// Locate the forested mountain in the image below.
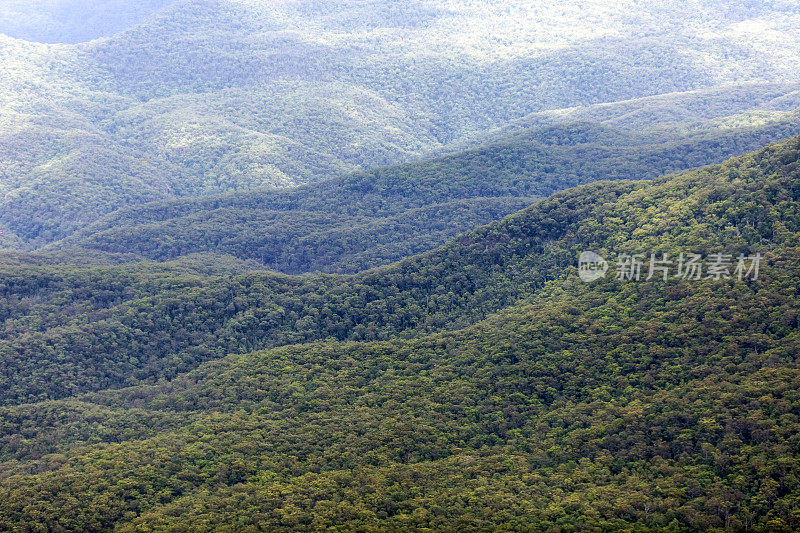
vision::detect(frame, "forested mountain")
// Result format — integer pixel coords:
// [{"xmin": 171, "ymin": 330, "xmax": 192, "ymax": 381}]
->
[
  {"xmin": 0, "ymin": 134, "xmax": 796, "ymax": 406},
  {"xmin": 2, "ymin": 0, "xmax": 800, "ymax": 246},
  {"xmin": 46, "ymin": 110, "xmax": 800, "ymax": 274},
  {"xmin": 455, "ymin": 82, "xmax": 800, "ymax": 150},
  {"xmin": 0, "ymin": 135, "xmax": 798, "ymax": 530},
  {"xmin": 3, "ymin": 3, "xmax": 800, "ymax": 530}
]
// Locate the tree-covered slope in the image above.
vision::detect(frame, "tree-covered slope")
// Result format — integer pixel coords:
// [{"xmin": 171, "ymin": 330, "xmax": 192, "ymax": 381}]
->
[
  {"xmin": 3, "ymin": 0, "xmax": 800, "ymax": 245},
  {"xmin": 0, "ymin": 136, "xmax": 798, "ymax": 531},
  {"xmin": 50, "ymin": 113, "xmax": 800, "ymax": 274},
  {"xmin": 1, "ymin": 134, "xmax": 798, "ymax": 408},
  {"xmin": 454, "ymin": 82, "xmax": 800, "ymax": 150}
]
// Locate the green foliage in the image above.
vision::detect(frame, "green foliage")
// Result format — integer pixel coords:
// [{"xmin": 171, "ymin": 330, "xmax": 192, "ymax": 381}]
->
[
  {"xmin": 3, "ymin": 4, "xmax": 800, "ymax": 529},
  {"xmin": 0, "ymin": 133, "xmax": 795, "ymax": 398},
  {"xmin": 3, "ymin": 0, "xmax": 800, "ymax": 246},
  {"xmin": 0, "ymin": 136, "xmax": 799, "ymax": 530},
  {"xmin": 50, "ymin": 117, "xmax": 800, "ymax": 273}
]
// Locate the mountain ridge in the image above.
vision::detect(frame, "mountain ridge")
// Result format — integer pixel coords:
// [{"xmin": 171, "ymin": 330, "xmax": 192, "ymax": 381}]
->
[
  {"xmin": 0, "ymin": 133, "xmax": 798, "ymax": 530},
  {"xmin": 42, "ymin": 112, "xmax": 800, "ymax": 273},
  {"xmin": 3, "ymin": 0, "xmax": 800, "ymax": 246}
]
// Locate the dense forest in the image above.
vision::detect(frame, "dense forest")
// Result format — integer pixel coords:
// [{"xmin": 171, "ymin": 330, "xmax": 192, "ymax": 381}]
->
[
  {"xmin": 3, "ymin": 135, "xmax": 797, "ymax": 405},
  {"xmin": 0, "ymin": 135, "xmax": 798, "ymax": 530},
  {"xmin": 3, "ymin": 2, "xmax": 800, "ymax": 530},
  {"xmin": 45, "ymin": 115, "xmax": 800, "ymax": 273},
  {"xmin": 3, "ymin": 0, "xmax": 800, "ymax": 246}
]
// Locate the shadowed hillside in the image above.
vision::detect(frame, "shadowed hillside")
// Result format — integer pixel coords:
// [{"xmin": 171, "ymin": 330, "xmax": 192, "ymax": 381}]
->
[{"xmin": 48, "ymin": 112, "xmax": 800, "ymax": 273}]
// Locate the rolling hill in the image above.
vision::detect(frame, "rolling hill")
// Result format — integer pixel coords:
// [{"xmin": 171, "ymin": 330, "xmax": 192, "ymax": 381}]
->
[
  {"xmin": 3, "ymin": 2, "xmax": 800, "ymax": 531},
  {"xmin": 0, "ymin": 133, "xmax": 796, "ymax": 403},
  {"xmin": 0, "ymin": 0, "xmax": 175, "ymax": 44},
  {"xmin": 0, "ymin": 134, "xmax": 798, "ymax": 530},
  {"xmin": 2, "ymin": 0, "xmax": 800, "ymax": 246},
  {"xmin": 46, "ymin": 110, "xmax": 800, "ymax": 274}
]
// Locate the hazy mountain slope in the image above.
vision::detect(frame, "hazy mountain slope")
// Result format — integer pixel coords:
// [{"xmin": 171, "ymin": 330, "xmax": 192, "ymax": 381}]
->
[
  {"xmin": 0, "ymin": 0, "xmax": 176, "ymax": 44},
  {"xmin": 453, "ymin": 82, "xmax": 800, "ymax": 150},
  {"xmin": 0, "ymin": 135, "xmax": 798, "ymax": 531},
  {"xmin": 102, "ymin": 82, "xmax": 442, "ymax": 194},
  {"xmin": 0, "ymin": 134, "xmax": 797, "ymax": 408},
  {"xmin": 49, "ymin": 111, "xmax": 800, "ymax": 273},
  {"xmin": 0, "ymin": 121, "xmax": 180, "ymax": 241},
  {"xmin": 2, "ymin": 0, "xmax": 800, "ymax": 247}
]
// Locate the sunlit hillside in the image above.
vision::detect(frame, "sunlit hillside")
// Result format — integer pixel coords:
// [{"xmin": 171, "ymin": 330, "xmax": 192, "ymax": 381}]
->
[{"xmin": 2, "ymin": 0, "xmax": 800, "ymax": 247}]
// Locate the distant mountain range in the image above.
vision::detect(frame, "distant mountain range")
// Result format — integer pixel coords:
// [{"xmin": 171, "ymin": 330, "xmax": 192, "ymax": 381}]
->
[
  {"xmin": 0, "ymin": 0, "xmax": 174, "ymax": 43},
  {"xmin": 44, "ymin": 111, "xmax": 800, "ymax": 273},
  {"xmin": 2, "ymin": 0, "xmax": 800, "ymax": 246},
  {"xmin": 2, "ymin": 3, "xmax": 800, "ymax": 529}
]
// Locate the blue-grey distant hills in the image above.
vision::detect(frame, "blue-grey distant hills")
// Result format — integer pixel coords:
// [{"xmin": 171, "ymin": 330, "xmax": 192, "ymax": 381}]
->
[{"xmin": 0, "ymin": 0, "xmax": 175, "ymax": 43}]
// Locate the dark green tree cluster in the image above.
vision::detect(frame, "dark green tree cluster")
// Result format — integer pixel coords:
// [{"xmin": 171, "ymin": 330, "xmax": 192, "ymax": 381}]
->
[
  {"xmin": 0, "ymin": 136, "xmax": 797, "ymax": 531},
  {"xmin": 0, "ymin": 135, "xmax": 798, "ymax": 529},
  {"xmin": 1, "ymin": 136, "xmax": 798, "ymax": 408}
]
